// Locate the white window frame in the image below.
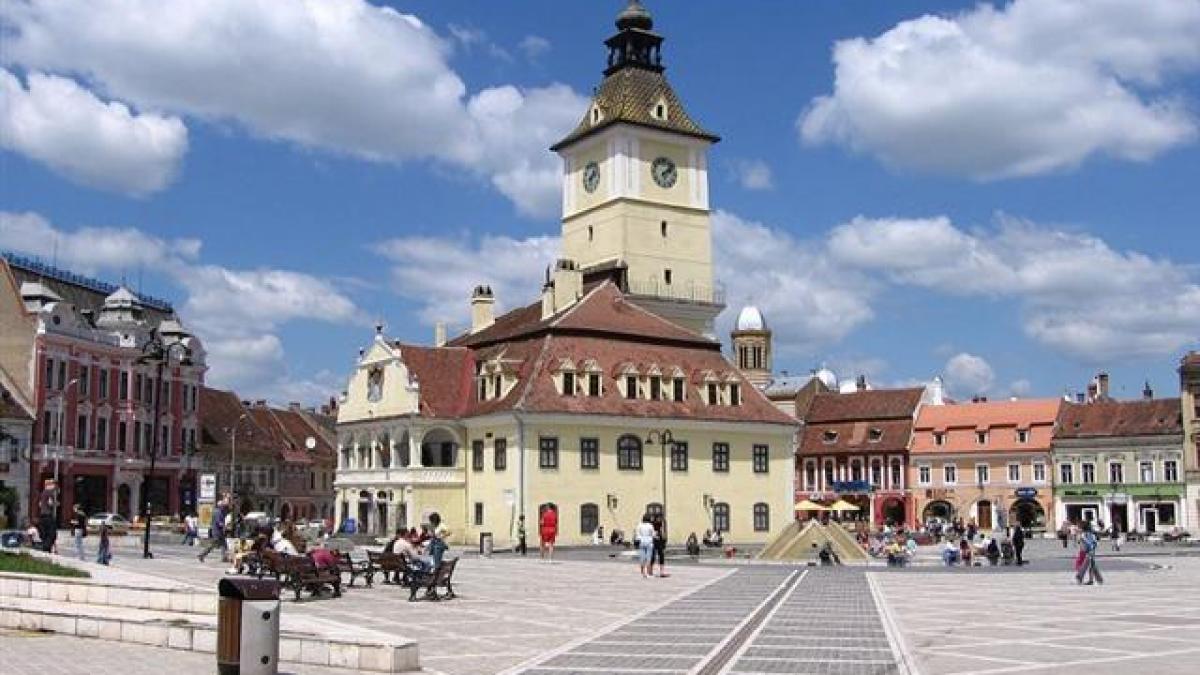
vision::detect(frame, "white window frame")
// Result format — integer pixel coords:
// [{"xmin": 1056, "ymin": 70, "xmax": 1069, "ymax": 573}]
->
[
  {"xmin": 917, "ymin": 463, "xmax": 932, "ymax": 486},
  {"xmin": 944, "ymin": 464, "xmax": 958, "ymax": 486},
  {"xmin": 1164, "ymin": 460, "xmax": 1178, "ymax": 482},
  {"xmin": 1139, "ymin": 461, "xmax": 1154, "ymax": 483},
  {"xmin": 1109, "ymin": 461, "xmax": 1124, "ymax": 484},
  {"xmin": 1033, "ymin": 462, "xmax": 1046, "ymax": 483},
  {"xmin": 1081, "ymin": 462, "xmax": 1095, "ymax": 484},
  {"xmin": 975, "ymin": 463, "xmax": 990, "ymax": 485},
  {"xmin": 1060, "ymin": 463, "xmax": 1074, "ymax": 484},
  {"xmin": 1007, "ymin": 462, "xmax": 1020, "ymax": 483}
]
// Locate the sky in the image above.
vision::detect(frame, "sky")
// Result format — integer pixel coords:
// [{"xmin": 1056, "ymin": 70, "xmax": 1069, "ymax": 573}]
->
[{"xmin": 1, "ymin": 0, "xmax": 1199, "ymax": 405}]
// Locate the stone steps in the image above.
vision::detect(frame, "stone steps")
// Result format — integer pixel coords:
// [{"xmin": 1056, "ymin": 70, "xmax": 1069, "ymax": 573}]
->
[{"xmin": 0, "ymin": 594, "xmax": 419, "ymax": 672}]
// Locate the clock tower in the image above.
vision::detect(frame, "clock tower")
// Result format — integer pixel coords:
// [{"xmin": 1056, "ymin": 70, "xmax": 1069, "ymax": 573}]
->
[{"xmin": 551, "ymin": 0, "xmax": 723, "ymax": 335}]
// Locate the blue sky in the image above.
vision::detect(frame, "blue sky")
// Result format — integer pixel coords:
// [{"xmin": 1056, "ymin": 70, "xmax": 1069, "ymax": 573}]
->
[{"xmin": 2, "ymin": 0, "xmax": 1198, "ymax": 404}]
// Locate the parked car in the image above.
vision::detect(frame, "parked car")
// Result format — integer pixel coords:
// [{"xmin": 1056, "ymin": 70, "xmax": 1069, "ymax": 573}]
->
[{"xmin": 86, "ymin": 513, "xmax": 131, "ymax": 535}]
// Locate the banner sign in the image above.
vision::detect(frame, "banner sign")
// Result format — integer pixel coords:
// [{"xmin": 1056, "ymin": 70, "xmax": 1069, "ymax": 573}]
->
[{"xmin": 1014, "ymin": 487, "xmax": 1038, "ymax": 499}]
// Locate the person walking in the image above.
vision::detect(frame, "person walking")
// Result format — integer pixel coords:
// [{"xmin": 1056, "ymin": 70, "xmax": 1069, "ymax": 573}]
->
[
  {"xmin": 515, "ymin": 514, "xmax": 527, "ymax": 556},
  {"xmin": 1110, "ymin": 523, "xmax": 1121, "ymax": 552},
  {"xmin": 635, "ymin": 515, "xmax": 655, "ymax": 578},
  {"xmin": 96, "ymin": 523, "xmax": 112, "ymax": 566},
  {"xmin": 182, "ymin": 512, "xmax": 199, "ymax": 547},
  {"xmin": 71, "ymin": 505, "xmax": 88, "ymax": 561},
  {"xmin": 1075, "ymin": 521, "xmax": 1104, "ymax": 586},
  {"xmin": 538, "ymin": 505, "xmax": 558, "ymax": 563},
  {"xmin": 1012, "ymin": 524, "xmax": 1026, "ymax": 566},
  {"xmin": 651, "ymin": 514, "xmax": 668, "ymax": 578},
  {"xmin": 198, "ymin": 498, "xmax": 228, "ymax": 563}
]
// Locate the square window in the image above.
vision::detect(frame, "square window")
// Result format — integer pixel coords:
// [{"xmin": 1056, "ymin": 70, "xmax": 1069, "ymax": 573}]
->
[
  {"xmin": 580, "ymin": 437, "xmax": 599, "ymax": 469},
  {"xmin": 712, "ymin": 443, "xmax": 730, "ymax": 472},
  {"xmin": 538, "ymin": 437, "xmax": 559, "ymax": 469},
  {"xmin": 670, "ymin": 441, "xmax": 688, "ymax": 471},
  {"xmin": 752, "ymin": 445, "xmax": 769, "ymax": 473}
]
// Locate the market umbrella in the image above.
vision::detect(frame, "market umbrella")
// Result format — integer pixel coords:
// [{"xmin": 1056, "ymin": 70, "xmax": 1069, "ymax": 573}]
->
[
  {"xmin": 795, "ymin": 499, "xmax": 827, "ymax": 511},
  {"xmin": 828, "ymin": 499, "xmax": 860, "ymax": 512}
]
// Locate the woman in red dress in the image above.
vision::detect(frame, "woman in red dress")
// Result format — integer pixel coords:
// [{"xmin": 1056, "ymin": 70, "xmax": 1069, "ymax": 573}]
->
[{"xmin": 539, "ymin": 504, "xmax": 558, "ymax": 562}]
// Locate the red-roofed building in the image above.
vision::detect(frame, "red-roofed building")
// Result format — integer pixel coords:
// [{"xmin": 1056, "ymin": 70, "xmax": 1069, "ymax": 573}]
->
[
  {"xmin": 911, "ymin": 399, "xmax": 1061, "ymax": 532},
  {"xmin": 796, "ymin": 388, "xmax": 925, "ymax": 527}
]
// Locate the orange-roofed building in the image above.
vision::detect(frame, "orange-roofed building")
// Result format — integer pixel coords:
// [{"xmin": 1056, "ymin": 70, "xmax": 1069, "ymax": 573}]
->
[{"xmin": 910, "ymin": 398, "xmax": 1061, "ymax": 532}]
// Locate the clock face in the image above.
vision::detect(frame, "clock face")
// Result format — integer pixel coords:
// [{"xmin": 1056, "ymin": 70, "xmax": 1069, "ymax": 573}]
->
[
  {"xmin": 582, "ymin": 161, "xmax": 600, "ymax": 193},
  {"xmin": 651, "ymin": 156, "xmax": 677, "ymax": 189}
]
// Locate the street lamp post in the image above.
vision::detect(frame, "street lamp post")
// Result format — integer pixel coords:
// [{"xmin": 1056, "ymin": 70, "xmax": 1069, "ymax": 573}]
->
[
  {"xmin": 53, "ymin": 377, "xmax": 80, "ymax": 525},
  {"xmin": 136, "ymin": 328, "xmax": 193, "ymax": 559},
  {"xmin": 644, "ymin": 429, "xmax": 674, "ymax": 534},
  {"xmin": 229, "ymin": 412, "xmax": 250, "ymax": 515}
]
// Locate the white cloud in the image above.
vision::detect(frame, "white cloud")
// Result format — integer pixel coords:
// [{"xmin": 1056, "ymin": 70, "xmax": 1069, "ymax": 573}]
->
[
  {"xmin": 943, "ymin": 352, "xmax": 995, "ymax": 397},
  {"xmin": 519, "ymin": 36, "xmax": 552, "ymax": 61},
  {"xmin": 0, "ymin": 211, "xmax": 199, "ymax": 274},
  {"xmin": 0, "ymin": 69, "xmax": 186, "ymax": 195},
  {"xmin": 372, "ymin": 232, "xmax": 561, "ymax": 330},
  {"xmin": 800, "ymin": 0, "xmax": 1200, "ymax": 178},
  {"xmin": 1008, "ymin": 379, "xmax": 1033, "ymax": 398},
  {"xmin": 0, "ymin": 0, "xmax": 586, "ymax": 216},
  {"xmin": 727, "ymin": 159, "xmax": 774, "ymax": 191},
  {"xmin": 3, "ymin": 212, "xmax": 360, "ymax": 404},
  {"xmin": 828, "ymin": 213, "xmax": 1200, "ymax": 361},
  {"xmin": 713, "ymin": 211, "xmax": 876, "ymax": 355}
]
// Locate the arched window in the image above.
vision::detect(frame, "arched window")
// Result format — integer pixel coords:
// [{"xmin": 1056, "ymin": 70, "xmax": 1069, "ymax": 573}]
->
[
  {"xmin": 378, "ymin": 434, "xmax": 391, "ymax": 468},
  {"xmin": 712, "ymin": 502, "xmax": 730, "ymax": 533},
  {"xmin": 580, "ymin": 503, "xmax": 599, "ymax": 534},
  {"xmin": 753, "ymin": 503, "xmax": 770, "ymax": 532},
  {"xmin": 617, "ymin": 434, "xmax": 643, "ymax": 470}
]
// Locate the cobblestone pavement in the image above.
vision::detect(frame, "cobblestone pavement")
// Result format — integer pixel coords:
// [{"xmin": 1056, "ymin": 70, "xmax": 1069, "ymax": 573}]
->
[{"xmin": 872, "ymin": 555, "xmax": 1200, "ymax": 674}]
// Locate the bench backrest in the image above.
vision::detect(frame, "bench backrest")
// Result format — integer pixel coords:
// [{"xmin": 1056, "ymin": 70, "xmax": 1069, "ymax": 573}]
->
[{"xmin": 434, "ymin": 557, "xmax": 457, "ymax": 582}]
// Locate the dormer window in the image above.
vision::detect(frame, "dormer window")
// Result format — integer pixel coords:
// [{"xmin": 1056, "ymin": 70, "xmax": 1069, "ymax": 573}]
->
[
  {"xmin": 562, "ymin": 371, "xmax": 576, "ymax": 397},
  {"xmin": 706, "ymin": 382, "xmax": 718, "ymax": 405},
  {"xmin": 1016, "ymin": 429, "xmax": 1029, "ymax": 443},
  {"xmin": 649, "ymin": 375, "xmax": 662, "ymax": 400},
  {"xmin": 591, "ymin": 106, "xmax": 603, "ymax": 124},
  {"xmin": 868, "ymin": 428, "xmax": 883, "ymax": 443},
  {"xmin": 625, "ymin": 375, "xmax": 639, "ymax": 400},
  {"xmin": 729, "ymin": 383, "xmax": 740, "ymax": 406},
  {"xmin": 587, "ymin": 372, "xmax": 601, "ymax": 397},
  {"xmin": 651, "ymin": 98, "xmax": 668, "ymax": 121},
  {"xmin": 976, "ymin": 430, "xmax": 988, "ymax": 445},
  {"xmin": 823, "ymin": 430, "xmax": 839, "ymax": 444},
  {"xmin": 933, "ymin": 432, "xmax": 946, "ymax": 446},
  {"xmin": 493, "ymin": 374, "xmax": 502, "ymax": 399}
]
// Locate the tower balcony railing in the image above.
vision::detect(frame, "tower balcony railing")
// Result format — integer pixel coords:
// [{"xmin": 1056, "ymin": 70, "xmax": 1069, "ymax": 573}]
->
[{"xmin": 626, "ymin": 279, "xmax": 726, "ymax": 306}]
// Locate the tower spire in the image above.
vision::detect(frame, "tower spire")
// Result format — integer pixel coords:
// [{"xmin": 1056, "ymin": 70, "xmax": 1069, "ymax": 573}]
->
[{"xmin": 605, "ymin": 0, "xmax": 663, "ymax": 75}]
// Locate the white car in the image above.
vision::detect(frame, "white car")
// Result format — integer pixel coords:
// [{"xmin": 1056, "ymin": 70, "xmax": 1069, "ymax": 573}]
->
[{"xmin": 86, "ymin": 513, "xmax": 131, "ymax": 535}]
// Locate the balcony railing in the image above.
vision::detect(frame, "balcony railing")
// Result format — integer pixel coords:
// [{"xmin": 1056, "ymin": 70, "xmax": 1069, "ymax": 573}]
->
[
  {"xmin": 626, "ymin": 279, "xmax": 725, "ymax": 306},
  {"xmin": 334, "ymin": 466, "xmax": 465, "ymax": 486}
]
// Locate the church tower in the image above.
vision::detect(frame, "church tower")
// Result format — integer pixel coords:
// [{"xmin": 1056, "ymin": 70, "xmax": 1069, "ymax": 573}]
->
[
  {"xmin": 731, "ymin": 306, "xmax": 772, "ymax": 388},
  {"xmin": 552, "ymin": 1, "xmax": 723, "ymax": 335}
]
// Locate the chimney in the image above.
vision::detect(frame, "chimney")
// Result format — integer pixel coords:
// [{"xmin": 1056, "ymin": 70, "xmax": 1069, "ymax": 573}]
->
[
  {"xmin": 470, "ymin": 285, "xmax": 495, "ymax": 334},
  {"xmin": 434, "ymin": 321, "xmax": 447, "ymax": 347},
  {"xmin": 1143, "ymin": 380, "xmax": 1154, "ymax": 400},
  {"xmin": 1086, "ymin": 381, "xmax": 1098, "ymax": 402},
  {"xmin": 1076, "ymin": 392, "xmax": 1086, "ymax": 403},
  {"xmin": 855, "ymin": 374, "xmax": 867, "ymax": 392},
  {"xmin": 552, "ymin": 258, "xmax": 583, "ymax": 314},
  {"xmin": 1096, "ymin": 371, "xmax": 1110, "ymax": 399},
  {"xmin": 288, "ymin": 401, "xmax": 302, "ymax": 411},
  {"xmin": 540, "ymin": 267, "xmax": 556, "ymax": 320}
]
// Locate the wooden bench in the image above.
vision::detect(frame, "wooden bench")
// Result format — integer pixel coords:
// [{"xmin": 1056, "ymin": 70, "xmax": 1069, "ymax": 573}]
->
[
  {"xmin": 256, "ymin": 549, "xmax": 286, "ymax": 580},
  {"xmin": 280, "ymin": 556, "xmax": 342, "ymax": 601},
  {"xmin": 336, "ymin": 552, "xmax": 373, "ymax": 587},
  {"xmin": 367, "ymin": 550, "xmax": 408, "ymax": 585},
  {"xmin": 407, "ymin": 557, "xmax": 458, "ymax": 602}
]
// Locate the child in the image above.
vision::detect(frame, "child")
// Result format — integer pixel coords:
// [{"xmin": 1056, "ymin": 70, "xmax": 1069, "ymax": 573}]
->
[{"xmin": 96, "ymin": 523, "xmax": 112, "ymax": 565}]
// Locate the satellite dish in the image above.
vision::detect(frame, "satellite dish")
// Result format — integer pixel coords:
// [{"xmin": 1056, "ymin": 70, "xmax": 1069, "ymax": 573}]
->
[{"xmin": 305, "ymin": 436, "xmax": 317, "ymax": 450}]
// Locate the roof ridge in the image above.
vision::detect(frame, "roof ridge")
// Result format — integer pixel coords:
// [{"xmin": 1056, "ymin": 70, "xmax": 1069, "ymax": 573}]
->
[
  {"xmin": 549, "ymin": 279, "xmax": 611, "ymax": 327},
  {"xmin": 512, "ymin": 334, "xmax": 554, "ymax": 412}
]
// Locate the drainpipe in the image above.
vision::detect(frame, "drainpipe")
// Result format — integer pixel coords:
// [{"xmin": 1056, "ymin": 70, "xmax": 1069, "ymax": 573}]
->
[{"xmin": 515, "ymin": 412, "xmax": 526, "ymax": 522}]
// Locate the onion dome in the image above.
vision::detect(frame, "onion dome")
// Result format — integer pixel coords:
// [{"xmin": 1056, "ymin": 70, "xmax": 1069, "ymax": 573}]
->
[
  {"xmin": 616, "ymin": 0, "xmax": 653, "ymax": 31},
  {"xmin": 735, "ymin": 305, "xmax": 766, "ymax": 332}
]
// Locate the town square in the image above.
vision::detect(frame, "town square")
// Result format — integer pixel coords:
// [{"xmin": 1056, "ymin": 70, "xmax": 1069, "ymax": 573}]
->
[{"xmin": 2, "ymin": 1, "xmax": 1200, "ymax": 674}]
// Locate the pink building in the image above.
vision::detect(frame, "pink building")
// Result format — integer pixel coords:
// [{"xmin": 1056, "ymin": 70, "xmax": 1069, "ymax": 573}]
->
[{"xmin": 3, "ymin": 254, "xmax": 206, "ymax": 524}]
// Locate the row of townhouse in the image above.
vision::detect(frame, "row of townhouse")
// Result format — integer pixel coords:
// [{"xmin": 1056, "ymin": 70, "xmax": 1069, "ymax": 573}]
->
[{"xmin": 786, "ymin": 363, "xmax": 1197, "ymax": 535}]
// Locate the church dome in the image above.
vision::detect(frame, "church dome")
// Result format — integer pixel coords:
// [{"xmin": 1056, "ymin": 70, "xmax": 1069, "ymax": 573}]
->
[
  {"xmin": 735, "ymin": 305, "xmax": 766, "ymax": 332},
  {"xmin": 815, "ymin": 367, "xmax": 838, "ymax": 390},
  {"xmin": 616, "ymin": 0, "xmax": 653, "ymax": 31}
]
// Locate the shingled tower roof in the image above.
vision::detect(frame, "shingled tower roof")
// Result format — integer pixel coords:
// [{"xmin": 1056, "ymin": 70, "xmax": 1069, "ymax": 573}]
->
[{"xmin": 551, "ymin": 1, "xmax": 718, "ymax": 151}]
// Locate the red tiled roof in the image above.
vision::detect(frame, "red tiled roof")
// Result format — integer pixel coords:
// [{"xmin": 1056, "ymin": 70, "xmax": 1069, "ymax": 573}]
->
[
  {"xmin": 912, "ymin": 399, "xmax": 1060, "ymax": 454},
  {"xmin": 249, "ymin": 407, "xmax": 310, "ymax": 464},
  {"xmin": 803, "ymin": 388, "xmax": 925, "ymax": 423},
  {"xmin": 394, "ymin": 344, "xmax": 475, "ymax": 419},
  {"xmin": 1056, "ymin": 399, "xmax": 1182, "ymax": 439},
  {"xmin": 198, "ymin": 387, "xmax": 274, "ymax": 456},
  {"xmin": 799, "ymin": 419, "xmax": 914, "ymax": 456}
]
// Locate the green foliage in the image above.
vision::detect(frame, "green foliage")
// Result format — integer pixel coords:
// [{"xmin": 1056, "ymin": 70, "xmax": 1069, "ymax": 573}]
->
[{"xmin": 0, "ymin": 552, "xmax": 90, "ymax": 578}]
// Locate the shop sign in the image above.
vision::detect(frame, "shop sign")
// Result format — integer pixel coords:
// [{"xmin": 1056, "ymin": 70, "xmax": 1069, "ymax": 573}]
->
[
  {"xmin": 199, "ymin": 473, "xmax": 217, "ymax": 503},
  {"xmin": 832, "ymin": 480, "xmax": 872, "ymax": 493},
  {"xmin": 1014, "ymin": 487, "xmax": 1038, "ymax": 499}
]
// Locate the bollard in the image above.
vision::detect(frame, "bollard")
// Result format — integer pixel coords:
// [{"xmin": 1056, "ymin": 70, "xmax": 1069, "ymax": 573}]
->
[
  {"xmin": 479, "ymin": 531, "xmax": 494, "ymax": 557},
  {"xmin": 217, "ymin": 578, "xmax": 281, "ymax": 675}
]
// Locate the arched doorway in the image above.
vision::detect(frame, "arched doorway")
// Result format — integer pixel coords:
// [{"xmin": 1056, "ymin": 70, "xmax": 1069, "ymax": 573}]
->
[
  {"xmin": 881, "ymin": 498, "xmax": 905, "ymax": 526},
  {"xmin": 976, "ymin": 500, "xmax": 993, "ymax": 530},
  {"xmin": 1009, "ymin": 499, "xmax": 1046, "ymax": 529},
  {"xmin": 922, "ymin": 500, "xmax": 954, "ymax": 524},
  {"xmin": 357, "ymin": 490, "xmax": 371, "ymax": 531},
  {"xmin": 420, "ymin": 428, "xmax": 459, "ymax": 467},
  {"xmin": 376, "ymin": 491, "xmax": 390, "ymax": 535},
  {"xmin": 117, "ymin": 484, "xmax": 132, "ymax": 519}
]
